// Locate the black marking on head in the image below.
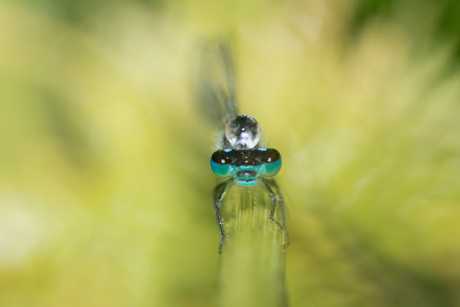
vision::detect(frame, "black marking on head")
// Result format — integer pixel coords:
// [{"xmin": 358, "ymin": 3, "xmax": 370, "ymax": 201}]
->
[{"xmin": 211, "ymin": 148, "xmax": 281, "ymax": 166}]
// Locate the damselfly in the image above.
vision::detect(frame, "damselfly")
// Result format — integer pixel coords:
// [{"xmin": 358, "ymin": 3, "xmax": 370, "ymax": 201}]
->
[{"xmin": 193, "ymin": 40, "xmax": 289, "ymax": 253}]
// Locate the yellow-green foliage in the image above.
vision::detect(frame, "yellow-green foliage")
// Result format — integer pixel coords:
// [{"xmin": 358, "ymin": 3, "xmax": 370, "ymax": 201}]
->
[{"xmin": 1, "ymin": 0, "xmax": 459, "ymax": 306}]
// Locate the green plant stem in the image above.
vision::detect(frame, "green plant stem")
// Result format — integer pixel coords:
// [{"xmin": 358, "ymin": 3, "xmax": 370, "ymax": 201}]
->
[{"xmin": 218, "ymin": 187, "xmax": 288, "ymax": 307}]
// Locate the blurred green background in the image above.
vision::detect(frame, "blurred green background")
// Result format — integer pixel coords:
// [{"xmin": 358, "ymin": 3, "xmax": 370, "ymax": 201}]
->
[{"xmin": 1, "ymin": 0, "xmax": 460, "ymax": 306}]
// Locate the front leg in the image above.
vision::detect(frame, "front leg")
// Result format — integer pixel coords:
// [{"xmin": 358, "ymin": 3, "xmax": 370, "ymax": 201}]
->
[
  {"xmin": 260, "ymin": 178, "xmax": 290, "ymax": 248},
  {"xmin": 213, "ymin": 179, "xmax": 234, "ymax": 253}
]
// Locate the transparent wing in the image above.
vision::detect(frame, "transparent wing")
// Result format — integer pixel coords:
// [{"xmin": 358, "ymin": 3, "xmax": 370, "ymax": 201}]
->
[{"xmin": 192, "ymin": 38, "xmax": 239, "ymax": 133}]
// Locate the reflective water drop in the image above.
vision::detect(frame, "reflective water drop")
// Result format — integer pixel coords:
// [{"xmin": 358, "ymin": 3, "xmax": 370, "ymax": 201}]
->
[{"xmin": 225, "ymin": 115, "xmax": 261, "ymax": 149}]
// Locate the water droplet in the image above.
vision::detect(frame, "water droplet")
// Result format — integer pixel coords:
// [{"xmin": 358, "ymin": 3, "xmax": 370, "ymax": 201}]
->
[{"xmin": 225, "ymin": 115, "xmax": 261, "ymax": 149}]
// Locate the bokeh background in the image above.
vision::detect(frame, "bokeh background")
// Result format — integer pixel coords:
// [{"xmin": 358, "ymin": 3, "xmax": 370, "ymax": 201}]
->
[{"xmin": 2, "ymin": 0, "xmax": 460, "ymax": 306}]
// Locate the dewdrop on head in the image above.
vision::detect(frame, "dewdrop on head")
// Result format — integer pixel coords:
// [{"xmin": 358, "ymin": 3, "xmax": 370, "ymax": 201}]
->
[{"xmin": 225, "ymin": 115, "xmax": 261, "ymax": 149}]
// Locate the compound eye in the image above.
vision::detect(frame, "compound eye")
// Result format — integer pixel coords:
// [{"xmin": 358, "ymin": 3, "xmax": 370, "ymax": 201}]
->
[
  {"xmin": 262, "ymin": 149, "xmax": 281, "ymax": 164},
  {"xmin": 211, "ymin": 150, "xmax": 230, "ymax": 165},
  {"xmin": 210, "ymin": 150, "xmax": 231, "ymax": 178},
  {"xmin": 261, "ymin": 149, "xmax": 282, "ymax": 177}
]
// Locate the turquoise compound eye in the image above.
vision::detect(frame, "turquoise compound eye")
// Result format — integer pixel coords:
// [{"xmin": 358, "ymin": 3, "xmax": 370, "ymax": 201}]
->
[
  {"xmin": 261, "ymin": 149, "xmax": 282, "ymax": 177},
  {"xmin": 210, "ymin": 150, "xmax": 231, "ymax": 178}
]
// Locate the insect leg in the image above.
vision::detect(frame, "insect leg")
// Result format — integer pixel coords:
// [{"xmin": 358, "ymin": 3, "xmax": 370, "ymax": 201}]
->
[
  {"xmin": 260, "ymin": 178, "xmax": 283, "ymax": 229},
  {"xmin": 213, "ymin": 179, "xmax": 234, "ymax": 253},
  {"xmin": 261, "ymin": 178, "xmax": 290, "ymax": 248}
]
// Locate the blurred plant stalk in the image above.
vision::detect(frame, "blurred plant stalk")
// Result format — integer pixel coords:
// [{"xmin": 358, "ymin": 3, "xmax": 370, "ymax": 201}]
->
[{"xmin": 218, "ymin": 188, "xmax": 288, "ymax": 307}]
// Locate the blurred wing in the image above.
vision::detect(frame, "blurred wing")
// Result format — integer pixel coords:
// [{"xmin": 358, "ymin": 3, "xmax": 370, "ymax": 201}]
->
[{"xmin": 192, "ymin": 39, "xmax": 239, "ymax": 131}]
